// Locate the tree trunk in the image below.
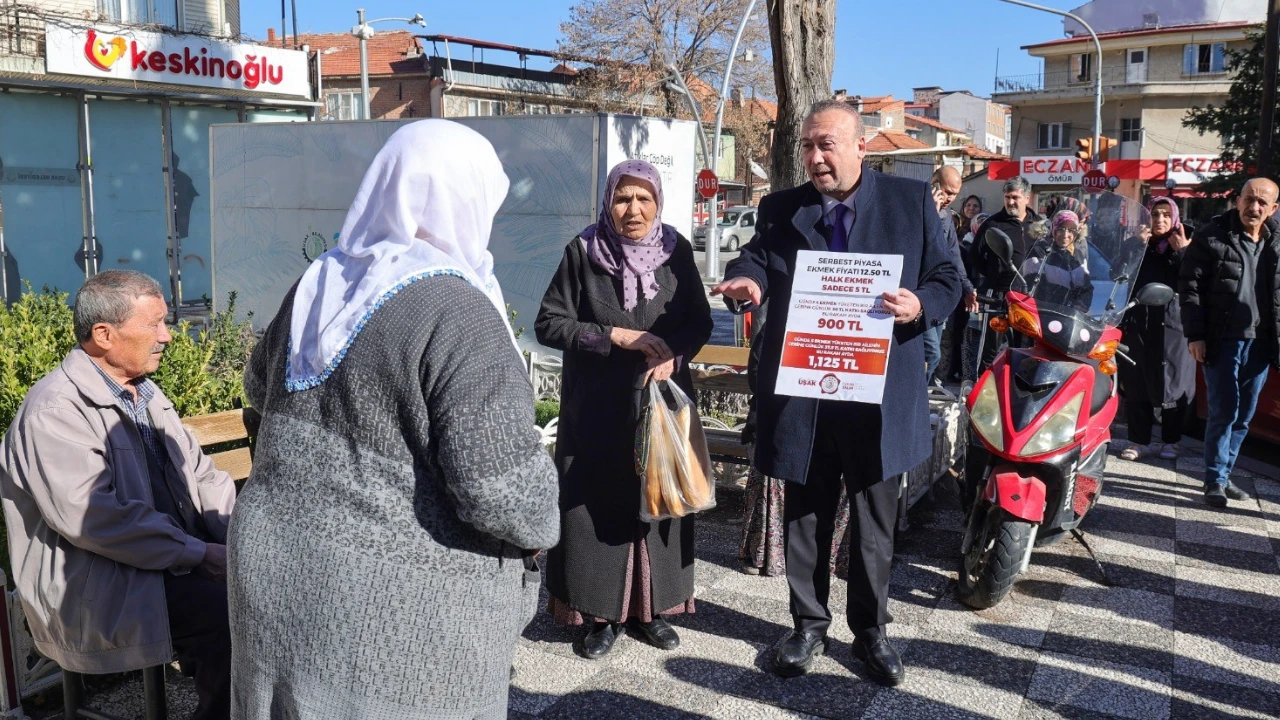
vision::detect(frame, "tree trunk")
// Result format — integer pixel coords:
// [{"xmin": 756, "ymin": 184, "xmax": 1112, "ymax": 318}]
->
[{"xmin": 766, "ymin": 0, "xmax": 836, "ymax": 192}]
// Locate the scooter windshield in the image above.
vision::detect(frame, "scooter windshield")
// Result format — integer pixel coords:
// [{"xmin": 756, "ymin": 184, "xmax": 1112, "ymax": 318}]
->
[{"xmin": 1009, "ymin": 189, "xmax": 1152, "ymax": 326}]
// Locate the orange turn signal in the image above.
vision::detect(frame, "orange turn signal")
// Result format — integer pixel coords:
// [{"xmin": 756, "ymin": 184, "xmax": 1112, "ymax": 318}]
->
[
  {"xmin": 1089, "ymin": 339, "xmax": 1120, "ymax": 361},
  {"xmin": 1099, "ymin": 358, "xmax": 1118, "ymax": 375},
  {"xmin": 1008, "ymin": 303, "xmax": 1041, "ymax": 339},
  {"xmin": 989, "ymin": 316, "xmax": 1009, "ymax": 333}
]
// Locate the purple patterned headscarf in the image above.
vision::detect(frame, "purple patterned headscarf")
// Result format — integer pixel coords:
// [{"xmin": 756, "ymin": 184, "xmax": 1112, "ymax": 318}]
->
[
  {"xmin": 1147, "ymin": 197, "xmax": 1182, "ymax": 253},
  {"xmin": 581, "ymin": 159, "xmax": 678, "ymax": 310}
]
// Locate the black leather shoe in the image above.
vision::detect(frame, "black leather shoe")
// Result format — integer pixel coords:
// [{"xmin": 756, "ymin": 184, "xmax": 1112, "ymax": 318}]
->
[
  {"xmin": 852, "ymin": 637, "xmax": 905, "ymax": 687},
  {"xmin": 575, "ymin": 622, "xmax": 623, "ymax": 660},
  {"xmin": 1224, "ymin": 482, "xmax": 1252, "ymax": 501},
  {"xmin": 1205, "ymin": 485, "xmax": 1228, "ymax": 507},
  {"xmin": 629, "ymin": 617, "xmax": 680, "ymax": 650},
  {"xmin": 773, "ymin": 630, "xmax": 828, "ymax": 677}
]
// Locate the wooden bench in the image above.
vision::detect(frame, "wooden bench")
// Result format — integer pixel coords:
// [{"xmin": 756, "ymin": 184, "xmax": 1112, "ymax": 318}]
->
[
  {"xmin": 690, "ymin": 346, "xmax": 752, "ymax": 464},
  {"xmin": 181, "ymin": 407, "xmax": 260, "ymax": 481}
]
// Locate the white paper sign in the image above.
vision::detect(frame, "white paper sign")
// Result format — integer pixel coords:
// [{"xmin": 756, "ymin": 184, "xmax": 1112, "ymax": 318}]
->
[{"xmin": 775, "ymin": 251, "xmax": 903, "ymax": 403}]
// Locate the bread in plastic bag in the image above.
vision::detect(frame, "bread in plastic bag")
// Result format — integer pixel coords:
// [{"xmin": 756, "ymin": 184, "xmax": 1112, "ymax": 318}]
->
[{"xmin": 637, "ymin": 379, "xmax": 716, "ymax": 521}]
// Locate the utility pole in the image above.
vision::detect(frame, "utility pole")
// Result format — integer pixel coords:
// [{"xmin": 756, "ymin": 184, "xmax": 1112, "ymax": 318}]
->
[
  {"xmin": 1259, "ymin": 0, "xmax": 1280, "ymax": 176},
  {"xmin": 997, "ymin": 0, "xmax": 1103, "ymax": 169}
]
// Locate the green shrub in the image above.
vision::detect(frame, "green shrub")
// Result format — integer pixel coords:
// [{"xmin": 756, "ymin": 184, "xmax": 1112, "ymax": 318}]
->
[
  {"xmin": 535, "ymin": 399, "xmax": 560, "ymax": 427},
  {"xmin": 0, "ymin": 285, "xmax": 78, "ymax": 434},
  {"xmin": 151, "ymin": 292, "xmax": 256, "ymax": 417}
]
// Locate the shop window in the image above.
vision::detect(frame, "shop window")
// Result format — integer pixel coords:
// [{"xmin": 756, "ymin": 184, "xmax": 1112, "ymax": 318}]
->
[
  {"xmin": 325, "ymin": 91, "xmax": 365, "ymax": 121},
  {"xmin": 97, "ymin": 0, "xmax": 178, "ymax": 28},
  {"xmin": 1183, "ymin": 43, "xmax": 1226, "ymax": 75}
]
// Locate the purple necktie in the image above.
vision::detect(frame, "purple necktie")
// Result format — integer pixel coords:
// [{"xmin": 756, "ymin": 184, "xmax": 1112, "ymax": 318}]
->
[{"xmin": 828, "ymin": 204, "xmax": 848, "ymax": 253}]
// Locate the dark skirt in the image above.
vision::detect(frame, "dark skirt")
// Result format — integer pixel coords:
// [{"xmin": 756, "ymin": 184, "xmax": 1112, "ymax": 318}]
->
[{"xmin": 548, "ymin": 525, "xmax": 695, "ymax": 625}]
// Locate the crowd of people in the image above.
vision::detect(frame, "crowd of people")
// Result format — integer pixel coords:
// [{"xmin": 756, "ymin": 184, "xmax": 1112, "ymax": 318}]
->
[{"xmin": 0, "ymin": 106, "xmax": 1276, "ymax": 719}]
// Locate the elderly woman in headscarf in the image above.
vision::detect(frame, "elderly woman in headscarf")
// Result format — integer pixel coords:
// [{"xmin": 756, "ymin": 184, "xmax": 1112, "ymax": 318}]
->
[
  {"xmin": 231, "ymin": 120, "xmax": 560, "ymax": 719},
  {"xmin": 1021, "ymin": 210, "xmax": 1094, "ymax": 313},
  {"xmin": 1118, "ymin": 197, "xmax": 1196, "ymax": 461},
  {"xmin": 535, "ymin": 159, "xmax": 713, "ymax": 660}
]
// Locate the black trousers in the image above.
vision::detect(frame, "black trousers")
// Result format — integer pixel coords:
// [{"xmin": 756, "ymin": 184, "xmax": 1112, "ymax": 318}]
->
[
  {"xmin": 784, "ymin": 403, "xmax": 898, "ymax": 642},
  {"xmin": 163, "ymin": 571, "xmax": 231, "ymax": 720},
  {"xmin": 1125, "ymin": 395, "xmax": 1192, "ymax": 446}
]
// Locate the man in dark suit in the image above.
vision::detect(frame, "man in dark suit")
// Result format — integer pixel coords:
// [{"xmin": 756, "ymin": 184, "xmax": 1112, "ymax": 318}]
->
[{"xmin": 712, "ymin": 100, "xmax": 960, "ymax": 686}]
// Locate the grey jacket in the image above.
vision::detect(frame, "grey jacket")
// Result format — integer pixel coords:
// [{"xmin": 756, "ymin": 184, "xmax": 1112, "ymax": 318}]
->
[{"xmin": 0, "ymin": 347, "xmax": 236, "ymax": 673}]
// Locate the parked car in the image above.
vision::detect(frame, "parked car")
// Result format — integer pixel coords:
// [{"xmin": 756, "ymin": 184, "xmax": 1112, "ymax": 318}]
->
[{"xmin": 693, "ymin": 206, "xmax": 757, "ymax": 251}]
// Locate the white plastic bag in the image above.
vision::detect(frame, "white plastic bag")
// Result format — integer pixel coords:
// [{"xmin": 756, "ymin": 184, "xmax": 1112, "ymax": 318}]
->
[{"xmin": 636, "ymin": 379, "xmax": 716, "ymax": 521}]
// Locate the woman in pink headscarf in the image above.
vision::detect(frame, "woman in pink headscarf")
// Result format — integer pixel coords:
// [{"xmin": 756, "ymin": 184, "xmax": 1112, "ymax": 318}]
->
[
  {"xmin": 535, "ymin": 159, "xmax": 712, "ymax": 660},
  {"xmin": 1119, "ymin": 197, "xmax": 1196, "ymax": 461}
]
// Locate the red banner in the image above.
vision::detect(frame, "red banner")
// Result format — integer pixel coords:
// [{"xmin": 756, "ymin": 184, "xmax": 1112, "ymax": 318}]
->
[{"xmin": 780, "ymin": 332, "xmax": 890, "ymax": 376}]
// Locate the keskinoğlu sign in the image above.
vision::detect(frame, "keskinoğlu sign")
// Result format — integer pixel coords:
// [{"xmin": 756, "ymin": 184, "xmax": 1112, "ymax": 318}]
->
[{"xmin": 45, "ymin": 23, "xmax": 311, "ymax": 98}]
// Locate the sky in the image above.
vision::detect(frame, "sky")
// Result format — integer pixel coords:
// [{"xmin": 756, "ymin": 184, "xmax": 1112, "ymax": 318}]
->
[{"xmin": 244, "ymin": 0, "xmax": 1067, "ymax": 101}]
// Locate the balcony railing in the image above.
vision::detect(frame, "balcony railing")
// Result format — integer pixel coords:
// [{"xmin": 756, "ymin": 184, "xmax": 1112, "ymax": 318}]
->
[{"xmin": 994, "ymin": 64, "xmax": 1232, "ymax": 95}]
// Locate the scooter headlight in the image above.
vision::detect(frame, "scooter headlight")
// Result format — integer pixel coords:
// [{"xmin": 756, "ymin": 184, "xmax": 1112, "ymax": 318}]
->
[
  {"xmin": 1021, "ymin": 393, "xmax": 1084, "ymax": 457},
  {"xmin": 969, "ymin": 378, "xmax": 1003, "ymax": 452}
]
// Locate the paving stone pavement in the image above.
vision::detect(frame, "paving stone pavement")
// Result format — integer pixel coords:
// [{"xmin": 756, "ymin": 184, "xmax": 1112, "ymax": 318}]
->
[{"xmin": 35, "ymin": 440, "xmax": 1280, "ymax": 719}]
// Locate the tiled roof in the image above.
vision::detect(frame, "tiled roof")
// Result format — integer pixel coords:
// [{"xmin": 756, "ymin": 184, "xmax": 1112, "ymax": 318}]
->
[
  {"xmin": 963, "ymin": 144, "xmax": 1008, "ymax": 161},
  {"xmin": 1024, "ymin": 20, "xmax": 1253, "ymax": 50},
  {"xmin": 865, "ymin": 132, "xmax": 932, "ymax": 152},
  {"xmin": 905, "ymin": 115, "xmax": 968, "ymax": 135},
  {"xmin": 285, "ymin": 30, "xmax": 426, "ymax": 77},
  {"xmin": 859, "ymin": 96, "xmax": 904, "ymax": 113}
]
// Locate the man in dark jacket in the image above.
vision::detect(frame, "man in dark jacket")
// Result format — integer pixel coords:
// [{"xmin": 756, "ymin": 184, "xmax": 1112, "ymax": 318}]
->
[
  {"xmin": 712, "ymin": 101, "xmax": 960, "ymax": 686},
  {"xmin": 965, "ymin": 177, "xmax": 1045, "ymax": 372},
  {"xmin": 1179, "ymin": 178, "xmax": 1280, "ymax": 507},
  {"xmin": 928, "ymin": 166, "xmax": 975, "ymax": 383}
]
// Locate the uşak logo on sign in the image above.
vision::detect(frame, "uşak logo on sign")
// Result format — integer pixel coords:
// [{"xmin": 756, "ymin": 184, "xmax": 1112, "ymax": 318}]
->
[{"xmin": 77, "ymin": 27, "xmax": 288, "ymax": 91}]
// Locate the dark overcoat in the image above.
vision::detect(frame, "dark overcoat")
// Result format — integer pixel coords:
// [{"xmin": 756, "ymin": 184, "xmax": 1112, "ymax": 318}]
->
[
  {"xmin": 723, "ymin": 170, "xmax": 961, "ymax": 483},
  {"xmin": 535, "ymin": 235, "xmax": 713, "ymax": 621},
  {"xmin": 1119, "ymin": 235, "xmax": 1197, "ymax": 408}
]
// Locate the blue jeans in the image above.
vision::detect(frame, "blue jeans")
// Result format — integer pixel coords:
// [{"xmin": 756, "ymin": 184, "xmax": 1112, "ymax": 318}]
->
[
  {"xmin": 923, "ymin": 322, "xmax": 945, "ymax": 382},
  {"xmin": 1202, "ymin": 338, "xmax": 1271, "ymax": 488}
]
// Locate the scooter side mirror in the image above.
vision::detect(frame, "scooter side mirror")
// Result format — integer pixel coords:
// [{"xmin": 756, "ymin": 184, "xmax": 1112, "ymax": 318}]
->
[
  {"xmin": 1136, "ymin": 282, "xmax": 1175, "ymax": 307},
  {"xmin": 984, "ymin": 228, "xmax": 1015, "ymax": 266}
]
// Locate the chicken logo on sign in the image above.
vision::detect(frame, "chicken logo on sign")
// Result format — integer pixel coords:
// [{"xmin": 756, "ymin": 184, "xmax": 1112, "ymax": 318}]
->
[{"xmin": 84, "ymin": 29, "xmax": 127, "ymax": 71}]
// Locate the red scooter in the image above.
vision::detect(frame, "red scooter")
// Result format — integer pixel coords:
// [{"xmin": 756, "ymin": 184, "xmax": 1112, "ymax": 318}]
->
[{"xmin": 957, "ymin": 190, "xmax": 1173, "ymax": 609}]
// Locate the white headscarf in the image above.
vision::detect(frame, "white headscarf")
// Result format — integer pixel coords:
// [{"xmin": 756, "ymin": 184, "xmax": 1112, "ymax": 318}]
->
[{"xmin": 286, "ymin": 119, "xmax": 512, "ymax": 392}]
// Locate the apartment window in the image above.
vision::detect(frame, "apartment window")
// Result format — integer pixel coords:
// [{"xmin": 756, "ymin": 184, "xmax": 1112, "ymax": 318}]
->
[
  {"xmin": 1037, "ymin": 122, "xmax": 1068, "ymax": 150},
  {"xmin": 325, "ymin": 91, "xmax": 365, "ymax": 121},
  {"xmin": 1069, "ymin": 53, "xmax": 1093, "ymax": 84},
  {"xmin": 1121, "ymin": 118, "xmax": 1142, "ymax": 143},
  {"xmin": 97, "ymin": 0, "xmax": 178, "ymax": 28},
  {"xmin": 1184, "ymin": 43, "xmax": 1227, "ymax": 75},
  {"xmin": 524, "ymin": 104, "xmax": 550, "ymax": 115},
  {"xmin": 467, "ymin": 99, "xmax": 507, "ymax": 116}
]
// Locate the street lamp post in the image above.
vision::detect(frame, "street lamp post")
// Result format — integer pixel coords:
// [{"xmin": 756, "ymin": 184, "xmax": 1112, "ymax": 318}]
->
[
  {"xmin": 353, "ymin": 9, "xmax": 427, "ymax": 120},
  {"xmin": 997, "ymin": 0, "xmax": 1103, "ymax": 169},
  {"xmin": 705, "ymin": 0, "xmax": 760, "ymax": 280}
]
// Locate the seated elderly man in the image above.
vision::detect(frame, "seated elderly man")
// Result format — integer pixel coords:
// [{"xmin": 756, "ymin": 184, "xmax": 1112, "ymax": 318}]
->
[{"xmin": 0, "ymin": 270, "xmax": 235, "ymax": 720}]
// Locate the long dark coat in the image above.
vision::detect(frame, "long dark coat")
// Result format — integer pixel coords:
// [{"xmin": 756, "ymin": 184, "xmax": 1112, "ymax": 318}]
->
[
  {"xmin": 1120, "ymin": 235, "xmax": 1197, "ymax": 407},
  {"xmin": 535, "ymin": 235, "xmax": 713, "ymax": 621},
  {"xmin": 723, "ymin": 170, "xmax": 962, "ymax": 483}
]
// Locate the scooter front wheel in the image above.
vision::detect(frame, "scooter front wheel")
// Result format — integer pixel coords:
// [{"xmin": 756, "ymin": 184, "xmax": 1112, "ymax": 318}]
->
[{"xmin": 957, "ymin": 506, "xmax": 1035, "ymax": 609}]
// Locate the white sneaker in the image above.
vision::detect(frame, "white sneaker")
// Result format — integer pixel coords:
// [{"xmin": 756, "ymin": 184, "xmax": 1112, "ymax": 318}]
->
[{"xmin": 1159, "ymin": 443, "xmax": 1180, "ymax": 460}]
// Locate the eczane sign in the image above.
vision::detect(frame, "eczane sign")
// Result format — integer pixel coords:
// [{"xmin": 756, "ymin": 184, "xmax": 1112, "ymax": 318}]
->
[
  {"xmin": 45, "ymin": 23, "xmax": 311, "ymax": 98},
  {"xmin": 1018, "ymin": 156, "xmax": 1096, "ymax": 185},
  {"xmin": 1166, "ymin": 155, "xmax": 1243, "ymax": 185}
]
